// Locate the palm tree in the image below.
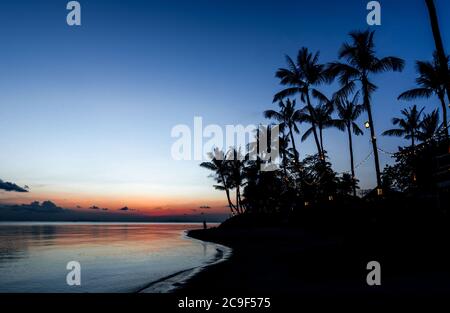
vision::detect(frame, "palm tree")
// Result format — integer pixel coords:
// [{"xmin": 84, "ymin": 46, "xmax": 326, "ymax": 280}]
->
[
  {"xmin": 382, "ymin": 105, "xmax": 425, "ymax": 148},
  {"xmin": 335, "ymin": 93, "xmax": 364, "ymax": 196},
  {"xmin": 228, "ymin": 148, "xmax": 246, "ymax": 214},
  {"xmin": 200, "ymin": 148, "xmax": 237, "ymax": 214},
  {"xmin": 425, "ymin": 0, "xmax": 450, "ymax": 103},
  {"xmin": 279, "ymin": 133, "xmax": 292, "ymax": 173},
  {"xmin": 398, "ymin": 52, "xmax": 449, "ymax": 139},
  {"xmin": 327, "ymin": 30, "xmax": 405, "ymax": 189},
  {"xmin": 417, "ymin": 109, "xmax": 441, "ymax": 142},
  {"xmin": 273, "ymin": 47, "xmax": 330, "ymax": 156},
  {"xmin": 298, "ymin": 102, "xmax": 335, "ymax": 156},
  {"xmin": 264, "ymin": 99, "xmax": 301, "ymax": 162}
]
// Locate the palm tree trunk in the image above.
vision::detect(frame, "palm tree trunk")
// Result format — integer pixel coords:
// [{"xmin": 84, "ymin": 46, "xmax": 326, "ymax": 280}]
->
[
  {"xmin": 236, "ymin": 185, "xmax": 241, "ymax": 214},
  {"xmin": 363, "ymin": 79, "xmax": 383, "ymax": 189},
  {"xmin": 319, "ymin": 127, "xmax": 324, "ymax": 156},
  {"xmin": 305, "ymin": 92, "xmax": 323, "ymax": 157},
  {"xmin": 238, "ymin": 191, "xmax": 244, "ymax": 214},
  {"xmin": 220, "ymin": 172, "xmax": 236, "ymax": 214},
  {"xmin": 347, "ymin": 125, "xmax": 357, "ymax": 197},
  {"xmin": 411, "ymin": 132, "xmax": 417, "ymax": 184},
  {"xmin": 425, "ymin": 0, "xmax": 450, "ymax": 104},
  {"xmin": 281, "ymin": 145, "xmax": 288, "ymax": 177},
  {"xmin": 439, "ymin": 93, "xmax": 449, "ymax": 139},
  {"xmin": 224, "ymin": 187, "xmax": 235, "ymax": 214},
  {"xmin": 288, "ymin": 125, "xmax": 299, "ymax": 162},
  {"xmin": 256, "ymin": 127, "xmax": 262, "ymax": 171}
]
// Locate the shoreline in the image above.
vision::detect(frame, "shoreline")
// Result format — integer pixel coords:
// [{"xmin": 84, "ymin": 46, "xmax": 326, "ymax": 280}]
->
[{"xmin": 138, "ymin": 230, "xmax": 232, "ymax": 293}]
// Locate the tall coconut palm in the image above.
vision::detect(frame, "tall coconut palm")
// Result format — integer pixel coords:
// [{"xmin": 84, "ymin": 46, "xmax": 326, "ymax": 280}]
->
[
  {"xmin": 425, "ymin": 0, "xmax": 450, "ymax": 103},
  {"xmin": 327, "ymin": 30, "xmax": 405, "ymax": 188},
  {"xmin": 398, "ymin": 52, "xmax": 449, "ymax": 139},
  {"xmin": 297, "ymin": 102, "xmax": 335, "ymax": 155},
  {"xmin": 273, "ymin": 47, "xmax": 330, "ymax": 156},
  {"xmin": 264, "ymin": 99, "xmax": 300, "ymax": 162},
  {"xmin": 334, "ymin": 93, "xmax": 364, "ymax": 196},
  {"xmin": 278, "ymin": 132, "xmax": 293, "ymax": 174},
  {"xmin": 228, "ymin": 148, "xmax": 246, "ymax": 214},
  {"xmin": 382, "ymin": 105, "xmax": 425, "ymax": 148},
  {"xmin": 200, "ymin": 148, "xmax": 237, "ymax": 214},
  {"xmin": 417, "ymin": 109, "xmax": 441, "ymax": 142}
]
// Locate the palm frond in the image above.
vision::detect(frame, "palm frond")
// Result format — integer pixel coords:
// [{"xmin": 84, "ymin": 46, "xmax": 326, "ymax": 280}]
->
[
  {"xmin": 382, "ymin": 128, "xmax": 406, "ymax": 137},
  {"xmin": 398, "ymin": 88, "xmax": 433, "ymax": 101}
]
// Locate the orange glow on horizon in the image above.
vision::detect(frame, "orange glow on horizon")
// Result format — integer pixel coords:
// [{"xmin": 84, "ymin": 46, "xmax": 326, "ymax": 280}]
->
[{"xmin": 0, "ymin": 189, "xmax": 229, "ymax": 217}]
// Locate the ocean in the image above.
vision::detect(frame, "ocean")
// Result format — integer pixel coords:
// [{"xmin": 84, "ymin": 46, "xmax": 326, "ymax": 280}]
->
[{"xmin": 0, "ymin": 222, "xmax": 229, "ymax": 292}]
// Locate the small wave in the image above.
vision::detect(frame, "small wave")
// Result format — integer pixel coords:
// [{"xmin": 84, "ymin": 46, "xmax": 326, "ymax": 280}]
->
[{"xmin": 137, "ymin": 232, "xmax": 232, "ymax": 293}]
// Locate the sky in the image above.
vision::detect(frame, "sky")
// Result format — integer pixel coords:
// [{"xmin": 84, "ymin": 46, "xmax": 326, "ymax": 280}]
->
[{"xmin": 0, "ymin": 0, "xmax": 449, "ymax": 220}]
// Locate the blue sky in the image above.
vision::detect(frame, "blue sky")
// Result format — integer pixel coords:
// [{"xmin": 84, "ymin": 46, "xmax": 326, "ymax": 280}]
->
[{"xmin": 0, "ymin": 0, "xmax": 449, "ymax": 214}]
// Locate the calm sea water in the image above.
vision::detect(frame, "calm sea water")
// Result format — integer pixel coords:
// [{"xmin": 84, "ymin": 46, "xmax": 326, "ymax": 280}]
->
[{"xmin": 0, "ymin": 222, "xmax": 224, "ymax": 293}]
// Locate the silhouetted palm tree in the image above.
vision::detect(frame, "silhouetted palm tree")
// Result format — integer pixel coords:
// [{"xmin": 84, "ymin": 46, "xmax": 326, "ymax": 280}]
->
[
  {"xmin": 298, "ymin": 102, "xmax": 335, "ymax": 156},
  {"xmin": 273, "ymin": 47, "xmax": 330, "ymax": 156},
  {"xmin": 382, "ymin": 105, "xmax": 425, "ymax": 148},
  {"xmin": 229, "ymin": 148, "xmax": 246, "ymax": 214},
  {"xmin": 264, "ymin": 99, "xmax": 301, "ymax": 162},
  {"xmin": 417, "ymin": 109, "xmax": 441, "ymax": 142},
  {"xmin": 200, "ymin": 148, "xmax": 237, "ymax": 214},
  {"xmin": 277, "ymin": 132, "xmax": 293, "ymax": 176},
  {"xmin": 335, "ymin": 93, "xmax": 364, "ymax": 196},
  {"xmin": 425, "ymin": 0, "xmax": 450, "ymax": 103},
  {"xmin": 327, "ymin": 30, "xmax": 405, "ymax": 188},
  {"xmin": 398, "ymin": 52, "xmax": 449, "ymax": 139}
]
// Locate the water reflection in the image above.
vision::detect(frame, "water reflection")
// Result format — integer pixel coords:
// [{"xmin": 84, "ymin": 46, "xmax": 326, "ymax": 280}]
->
[{"xmin": 0, "ymin": 223, "xmax": 219, "ymax": 292}]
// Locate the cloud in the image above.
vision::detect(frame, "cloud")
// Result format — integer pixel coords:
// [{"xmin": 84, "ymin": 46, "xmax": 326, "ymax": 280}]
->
[
  {"xmin": 6, "ymin": 200, "xmax": 65, "ymax": 213},
  {"xmin": 199, "ymin": 205, "xmax": 211, "ymax": 209},
  {"xmin": 89, "ymin": 205, "xmax": 109, "ymax": 211},
  {"xmin": 0, "ymin": 179, "xmax": 29, "ymax": 192},
  {"xmin": 118, "ymin": 206, "xmax": 137, "ymax": 212}
]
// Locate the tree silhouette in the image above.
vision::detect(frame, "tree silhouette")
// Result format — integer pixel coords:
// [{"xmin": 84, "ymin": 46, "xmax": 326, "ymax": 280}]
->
[
  {"xmin": 273, "ymin": 47, "xmax": 330, "ymax": 157},
  {"xmin": 297, "ymin": 102, "xmax": 336, "ymax": 156},
  {"xmin": 229, "ymin": 148, "xmax": 246, "ymax": 214},
  {"xmin": 264, "ymin": 99, "xmax": 301, "ymax": 162},
  {"xmin": 398, "ymin": 52, "xmax": 449, "ymax": 139},
  {"xmin": 418, "ymin": 109, "xmax": 441, "ymax": 142},
  {"xmin": 200, "ymin": 148, "xmax": 238, "ymax": 215},
  {"xmin": 327, "ymin": 30, "xmax": 405, "ymax": 189},
  {"xmin": 425, "ymin": 0, "xmax": 450, "ymax": 104},
  {"xmin": 382, "ymin": 105, "xmax": 425, "ymax": 148},
  {"xmin": 334, "ymin": 93, "xmax": 364, "ymax": 196}
]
